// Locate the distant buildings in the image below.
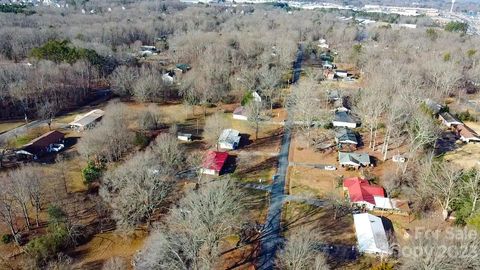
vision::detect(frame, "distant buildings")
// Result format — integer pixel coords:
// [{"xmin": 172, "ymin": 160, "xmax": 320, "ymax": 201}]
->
[{"xmin": 362, "ymin": 5, "xmax": 439, "ymax": 17}]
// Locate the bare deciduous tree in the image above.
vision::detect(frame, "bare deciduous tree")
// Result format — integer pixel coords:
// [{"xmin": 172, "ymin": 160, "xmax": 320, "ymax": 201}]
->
[
  {"xmin": 77, "ymin": 103, "xmax": 134, "ymax": 163},
  {"xmin": 100, "ymin": 150, "xmax": 175, "ymax": 231},
  {"xmin": 134, "ymin": 178, "xmax": 244, "ymax": 270},
  {"xmin": 400, "ymin": 227, "xmax": 480, "ymax": 270},
  {"xmin": 203, "ymin": 111, "xmax": 229, "ymax": 150},
  {"xmin": 276, "ymin": 227, "xmax": 329, "ymax": 270}
]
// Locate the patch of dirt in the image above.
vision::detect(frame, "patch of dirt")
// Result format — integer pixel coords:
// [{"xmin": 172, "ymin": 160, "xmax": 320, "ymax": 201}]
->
[{"xmin": 71, "ymin": 230, "xmax": 147, "ymax": 270}]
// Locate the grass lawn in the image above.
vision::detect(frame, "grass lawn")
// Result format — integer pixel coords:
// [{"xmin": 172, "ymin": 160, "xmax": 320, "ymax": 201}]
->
[
  {"xmin": 0, "ymin": 120, "xmax": 24, "ymax": 134},
  {"xmin": 8, "ymin": 127, "xmax": 50, "ymax": 148}
]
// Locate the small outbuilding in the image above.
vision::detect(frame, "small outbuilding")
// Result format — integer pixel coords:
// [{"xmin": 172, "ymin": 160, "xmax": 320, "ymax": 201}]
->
[
  {"xmin": 219, "ymin": 129, "xmax": 241, "ymax": 150},
  {"xmin": 233, "ymin": 106, "xmax": 248, "ymax": 121}
]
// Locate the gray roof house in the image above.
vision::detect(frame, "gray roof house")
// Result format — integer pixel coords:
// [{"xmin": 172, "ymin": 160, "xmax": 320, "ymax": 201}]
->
[
  {"xmin": 335, "ymin": 128, "xmax": 358, "ymax": 145},
  {"xmin": 218, "ymin": 129, "xmax": 241, "ymax": 150},
  {"xmin": 439, "ymin": 112, "xmax": 463, "ymax": 128},
  {"xmin": 333, "ymin": 111, "xmax": 359, "ymax": 128},
  {"xmin": 339, "ymin": 152, "xmax": 371, "ymax": 168}
]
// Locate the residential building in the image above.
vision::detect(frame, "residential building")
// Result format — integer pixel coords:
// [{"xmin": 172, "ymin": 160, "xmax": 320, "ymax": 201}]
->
[
  {"xmin": 353, "ymin": 213, "xmax": 391, "ymax": 255},
  {"xmin": 16, "ymin": 130, "xmax": 65, "ymax": 159},
  {"xmin": 439, "ymin": 112, "xmax": 463, "ymax": 128},
  {"xmin": 343, "ymin": 177, "xmax": 399, "ymax": 211},
  {"xmin": 219, "ymin": 129, "xmax": 241, "ymax": 150},
  {"xmin": 335, "ymin": 127, "xmax": 358, "ymax": 146},
  {"xmin": 335, "ymin": 70, "xmax": 348, "ymax": 78},
  {"xmin": 333, "ymin": 111, "xmax": 358, "ymax": 128},
  {"xmin": 233, "ymin": 106, "xmax": 248, "ymax": 121},
  {"xmin": 69, "ymin": 109, "xmax": 105, "ymax": 131},
  {"xmin": 338, "ymin": 152, "xmax": 370, "ymax": 168},
  {"xmin": 200, "ymin": 151, "xmax": 228, "ymax": 176},
  {"xmin": 457, "ymin": 125, "xmax": 480, "ymax": 143},
  {"xmin": 177, "ymin": 133, "xmax": 192, "ymax": 142}
]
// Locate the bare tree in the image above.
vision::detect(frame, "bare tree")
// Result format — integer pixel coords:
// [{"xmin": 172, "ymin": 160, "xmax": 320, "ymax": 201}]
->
[
  {"xmin": 464, "ymin": 169, "xmax": 480, "ymax": 215},
  {"xmin": 246, "ymin": 100, "xmax": 266, "ymax": 140},
  {"xmin": 6, "ymin": 167, "xmax": 33, "ymax": 229},
  {"xmin": 149, "ymin": 133, "xmax": 185, "ymax": 175},
  {"xmin": 276, "ymin": 227, "xmax": 329, "ymax": 270},
  {"xmin": 400, "ymin": 227, "xmax": 480, "ymax": 270},
  {"xmin": 109, "ymin": 65, "xmax": 139, "ymax": 97},
  {"xmin": 424, "ymin": 162, "xmax": 462, "ymax": 220},
  {"xmin": 203, "ymin": 111, "xmax": 229, "ymax": 150},
  {"xmin": 138, "ymin": 104, "xmax": 162, "ymax": 131},
  {"xmin": 134, "ymin": 178, "xmax": 244, "ymax": 270},
  {"xmin": 77, "ymin": 103, "xmax": 134, "ymax": 163},
  {"xmin": 286, "ymin": 77, "xmax": 328, "ymax": 145},
  {"xmin": 100, "ymin": 150, "xmax": 174, "ymax": 231}
]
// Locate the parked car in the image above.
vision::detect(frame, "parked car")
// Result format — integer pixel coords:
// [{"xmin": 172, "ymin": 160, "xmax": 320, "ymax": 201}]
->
[
  {"xmin": 51, "ymin": 144, "xmax": 64, "ymax": 152},
  {"xmin": 324, "ymin": 165, "xmax": 336, "ymax": 171}
]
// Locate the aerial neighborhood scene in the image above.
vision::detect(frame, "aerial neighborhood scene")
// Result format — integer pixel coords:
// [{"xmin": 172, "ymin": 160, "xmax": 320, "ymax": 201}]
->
[{"xmin": 1, "ymin": 0, "xmax": 480, "ymax": 269}]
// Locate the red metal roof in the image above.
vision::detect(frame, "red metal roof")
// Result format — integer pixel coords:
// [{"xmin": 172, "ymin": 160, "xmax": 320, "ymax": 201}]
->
[
  {"xmin": 203, "ymin": 151, "xmax": 228, "ymax": 172},
  {"xmin": 343, "ymin": 177, "xmax": 385, "ymax": 205}
]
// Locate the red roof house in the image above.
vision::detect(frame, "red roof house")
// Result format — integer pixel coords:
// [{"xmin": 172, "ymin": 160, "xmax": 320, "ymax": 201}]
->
[
  {"xmin": 343, "ymin": 177, "xmax": 385, "ymax": 210},
  {"xmin": 201, "ymin": 151, "xmax": 229, "ymax": 175}
]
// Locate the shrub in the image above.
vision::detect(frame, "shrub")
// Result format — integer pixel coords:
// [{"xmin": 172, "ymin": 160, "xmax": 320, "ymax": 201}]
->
[
  {"xmin": 444, "ymin": 21, "xmax": 468, "ymax": 33},
  {"xmin": 1, "ymin": 234, "xmax": 12, "ymax": 244},
  {"xmin": 47, "ymin": 205, "xmax": 67, "ymax": 224},
  {"xmin": 323, "ymin": 122, "xmax": 333, "ymax": 129},
  {"xmin": 455, "ymin": 110, "xmax": 476, "ymax": 122},
  {"xmin": 134, "ymin": 132, "xmax": 150, "ymax": 148},
  {"xmin": 82, "ymin": 161, "xmax": 102, "ymax": 184}
]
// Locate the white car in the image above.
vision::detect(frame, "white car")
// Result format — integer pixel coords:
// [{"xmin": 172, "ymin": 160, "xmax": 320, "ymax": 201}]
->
[
  {"xmin": 51, "ymin": 144, "xmax": 64, "ymax": 152},
  {"xmin": 324, "ymin": 165, "xmax": 336, "ymax": 171}
]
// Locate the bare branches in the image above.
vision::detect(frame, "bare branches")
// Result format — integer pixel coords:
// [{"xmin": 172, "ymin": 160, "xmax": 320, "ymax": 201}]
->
[
  {"xmin": 203, "ymin": 111, "xmax": 229, "ymax": 150},
  {"xmin": 134, "ymin": 178, "xmax": 244, "ymax": 270},
  {"xmin": 276, "ymin": 227, "xmax": 329, "ymax": 270}
]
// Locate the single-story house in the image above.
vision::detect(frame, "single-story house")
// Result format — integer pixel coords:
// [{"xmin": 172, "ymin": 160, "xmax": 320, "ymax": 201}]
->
[
  {"xmin": 177, "ymin": 133, "xmax": 192, "ymax": 142},
  {"xmin": 335, "ymin": 70, "xmax": 348, "ymax": 78},
  {"xmin": 319, "ymin": 52, "xmax": 334, "ymax": 62},
  {"xmin": 335, "ymin": 127, "xmax": 358, "ymax": 146},
  {"xmin": 219, "ymin": 129, "xmax": 241, "ymax": 150},
  {"xmin": 343, "ymin": 177, "xmax": 385, "ymax": 210},
  {"xmin": 424, "ymin": 99, "xmax": 444, "ymax": 115},
  {"xmin": 318, "ymin": 43, "xmax": 329, "ymax": 49},
  {"xmin": 457, "ymin": 125, "xmax": 480, "ymax": 143},
  {"xmin": 16, "ymin": 130, "xmax": 65, "ymax": 159},
  {"xmin": 338, "ymin": 152, "xmax": 371, "ymax": 168},
  {"xmin": 439, "ymin": 112, "xmax": 463, "ymax": 128},
  {"xmin": 233, "ymin": 106, "xmax": 248, "ymax": 121},
  {"xmin": 140, "ymin": 45, "xmax": 157, "ymax": 53},
  {"xmin": 69, "ymin": 109, "xmax": 105, "ymax": 131},
  {"xmin": 353, "ymin": 213, "xmax": 391, "ymax": 255},
  {"xmin": 321, "ymin": 61, "xmax": 335, "ymax": 69},
  {"xmin": 333, "ymin": 111, "xmax": 359, "ymax": 128},
  {"xmin": 201, "ymin": 151, "xmax": 228, "ymax": 176}
]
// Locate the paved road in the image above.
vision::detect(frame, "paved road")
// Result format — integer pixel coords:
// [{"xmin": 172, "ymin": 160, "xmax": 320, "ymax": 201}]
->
[
  {"xmin": 257, "ymin": 44, "xmax": 303, "ymax": 270},
  {"xmin": 289, "ymin": 162, "xmax": 337, "ymax": 170},
  {"xmin": 0, "ymin": 119, "xmax": 49, "ymax": 142}
]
